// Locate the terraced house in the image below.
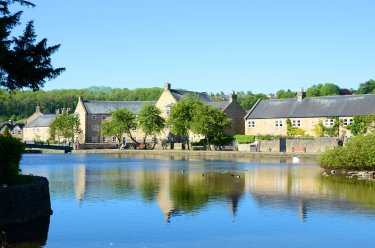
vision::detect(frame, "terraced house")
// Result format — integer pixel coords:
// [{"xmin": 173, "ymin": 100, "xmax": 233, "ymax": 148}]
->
[
  {"xmin": 75, "ymin": 83, "xmax": 247, "ymax": 145},
  {"xmin": 245, "ymin": 89, "xmax": 375, "ymax": 137}
]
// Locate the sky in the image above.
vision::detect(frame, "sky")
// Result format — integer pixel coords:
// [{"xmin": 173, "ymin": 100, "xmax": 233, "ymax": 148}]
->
[{"xmin": 12, "ymin": 0, "xmax": 375, "ymax": 94}]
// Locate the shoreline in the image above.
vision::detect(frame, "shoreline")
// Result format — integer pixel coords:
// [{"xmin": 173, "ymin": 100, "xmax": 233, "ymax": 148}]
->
[{"xmin": 70, "ymin": 149, "xmax": 321, "ymax": 159}]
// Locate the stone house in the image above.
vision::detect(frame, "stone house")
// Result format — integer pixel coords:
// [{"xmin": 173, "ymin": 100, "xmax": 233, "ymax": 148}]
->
[
  {"xmin": 75, "ymin": 83, "xmax": 247, "ymax": 145},
  {"xmin": 245, "ymin": 90, "xmax": 375, "ymax": 137},
  {"xmin": 23, "ymin": 106, "xmax": 56, "ymax": 142},
  {"xmin": 74, "ymin": 98, "xmax": 156, "ymax": 144},
  {"xmin": 0, "ymin": 121, "xmax": 24, "ymax": 139}
]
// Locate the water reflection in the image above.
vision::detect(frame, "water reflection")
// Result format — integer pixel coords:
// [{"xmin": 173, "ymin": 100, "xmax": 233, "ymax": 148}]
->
[{"xmin": 21, "ymin": 154, "xmax": 375, "ymax": 223}]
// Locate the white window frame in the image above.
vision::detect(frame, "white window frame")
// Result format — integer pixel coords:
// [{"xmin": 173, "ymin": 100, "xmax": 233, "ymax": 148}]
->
[
  {"xmin": 324, "ymin": 119, "xmax": 334, "ymax": 127},
  {"xmin": 165, "ymin": 106, "xmax": 171, "ymax": 116},
  {"xmin": 102, "ymin": 115, "xmax": 107, "ymax": 120},
  {"xmin": 248, "ymin": 120, "xmax": 255, "ymax": 128},
  {"xmin": 131, "ymin": 127, "xmax": 137, "ymax": 132},
  {"xmin": 275, "ymin": 120, "xmax": 283, "ymax": 127},
  {"xmin": 92, "ymin": 115, "xmax": 97, "ymax": 121},
  {"xmin": 292, "ymin": 120, "xmax": 301, "ymax": 127},
  {"xmin": 102, "ymin": 136, "xmax": 107, "ymax": 143},
  {"xmin": 91, "ymin": 136, "xmax": 97, "ymax": 143},
  {"xmin": 343, "ymin": 118, "xmax": 353, "ymax": 126},
  {"xmin": 112, "ymin": 136, "xmax": 117, "ymax": 142}
]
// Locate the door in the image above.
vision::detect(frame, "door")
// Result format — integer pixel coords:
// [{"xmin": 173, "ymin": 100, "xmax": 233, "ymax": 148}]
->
[{"xmin": 279, "ymin": 138, "xmax": 286, "ymax": 153}]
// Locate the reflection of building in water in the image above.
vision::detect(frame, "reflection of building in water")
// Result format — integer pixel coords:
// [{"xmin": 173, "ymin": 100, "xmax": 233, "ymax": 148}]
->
[
  {"xmin": 245, "ymin": 166, "xmax": 324, "ymax": 221},
  {"xmin": 157, "ymin": 168, "xmax": 176, "ymax": 222},
  {"xmin": 74, "ymin": 164, "xmax": 86, "ymax": 205}
]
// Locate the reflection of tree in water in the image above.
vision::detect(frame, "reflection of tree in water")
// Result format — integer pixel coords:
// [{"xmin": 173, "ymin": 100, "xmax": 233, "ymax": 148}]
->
[
  {"xmin": 320, "ymin": 176, "xmax": 375, "ymax": 211},
  {"xmin": 170, "ymin": 172, "xmax": 245, "ymax": 215}
]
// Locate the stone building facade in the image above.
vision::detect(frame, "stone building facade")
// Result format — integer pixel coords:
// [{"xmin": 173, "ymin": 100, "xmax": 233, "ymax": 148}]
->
[
  {"xmin": 23, "ymin": 106, "xmax": 55, "ymax": 142},
  {"xmin": 245, "ymin": 90, "xmax": 375, "ymax": 137},
  {"xmin": 75, "ymin": 83, "xmax": 247, "ymax": 145}
]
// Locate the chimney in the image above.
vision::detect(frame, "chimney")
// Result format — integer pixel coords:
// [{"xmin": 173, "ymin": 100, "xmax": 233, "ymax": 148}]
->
[
  {"xmin": 35, "ymin": 103, "xmax": 41, "ymax": 114},
  {"xmin": 229, "ymin": 91, "xmax": 237, "ymax": 102},
  {"xmin": 164, "ymin": 83, "xmax": 171, "ymax": 91},
  {"xmin": 297, "ymin": 88, "xmax": 306, "ymax": 102}
]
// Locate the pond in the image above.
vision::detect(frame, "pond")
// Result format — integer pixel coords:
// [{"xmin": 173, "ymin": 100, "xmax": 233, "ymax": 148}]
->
[{"xmin": 7, "ymin": 153, "xmax": 375, "ymax": 247}]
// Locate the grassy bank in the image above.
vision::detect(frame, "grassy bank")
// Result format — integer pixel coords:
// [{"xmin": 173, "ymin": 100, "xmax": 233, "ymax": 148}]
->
[{"xmin": 320, "ymin": 133, "xmax": 375, "ymax": 170}]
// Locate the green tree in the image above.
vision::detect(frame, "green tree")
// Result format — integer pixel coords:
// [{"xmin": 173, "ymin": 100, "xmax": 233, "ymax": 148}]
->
[
  {"xmin": 49, "ymin": 110, "xmax": 81, "ymax": 143},
  {"xmin": 191, "ymin": 103, "xmax": 232, "ymax": 149},
  {"xmin": 306, "ymin": 85, "xmax": 321, "ymax": 97},
  {"xmin": 1, "ymin": 125, "xmax": 11, "ymax": 137},
  {"xmin": 357, "ymin": 79, "xmax": 375, "ymax": 94},
  {"xmin": 0, "ymin": 0, "xmax": 64, "ymax": 91},
  {"xmin": 167, "ymin": 96, "xmax": 202, "ymax": 150},
  {"xmin": 276, "ymin": 89, "xmax": 296, "ymax": 99},
  {"xmin": 319, "ymin": 83, "xmax": 340, "ymax": 96},
  {"xmin": 137, "ymin": 104, "xmax": 165, "ymax": 148},
  {"xmin": 347, "ymin": 114, "xmax": 375, "ymax": 136},
  {"xmin": 101, "ymin": 108, "xmax": 138, "ymax": 147}
]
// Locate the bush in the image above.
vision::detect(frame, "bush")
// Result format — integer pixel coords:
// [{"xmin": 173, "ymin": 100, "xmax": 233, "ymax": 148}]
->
[
  {"xmin": 235, "ymin": 135, "xmax": 255, "ymax": 144},
  {"xmin": 319, "ymin": 133, "xmax": 375, "ymax": 170},
  {"xmin": 0, "ymin": 136, "xmax": 25, "ymax": 181}
]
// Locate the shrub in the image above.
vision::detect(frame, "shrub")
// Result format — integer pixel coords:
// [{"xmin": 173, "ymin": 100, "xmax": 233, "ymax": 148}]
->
[
  {"xmin": 235, "ymin": 135, "xmax": 255, "ymax": 144},
  {"xmin": 319, "ymin": 133, "xmax": 375, "ymax": 170},
  {"xmin": 0, "ymin": 136, "xmax": 25, "ymax": 181}
]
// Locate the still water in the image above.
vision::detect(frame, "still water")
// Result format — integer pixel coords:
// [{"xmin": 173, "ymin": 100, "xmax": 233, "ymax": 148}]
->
[{"xmin": 12, "ymin": 153, "xmax": 375, "ymax": 247}]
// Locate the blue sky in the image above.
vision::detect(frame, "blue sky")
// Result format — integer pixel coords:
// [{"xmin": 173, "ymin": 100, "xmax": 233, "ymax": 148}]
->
[{"xmin": 14, "ymin": 0, "xmax": 375, "ymax": 94}]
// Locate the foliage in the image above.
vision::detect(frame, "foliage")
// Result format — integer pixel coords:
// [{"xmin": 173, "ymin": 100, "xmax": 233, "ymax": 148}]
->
[
  {"xmin": 191, "ymin": 103, "xmax": 232, "ymax": 149},
  {"xmin": 319, "ymin": 133, "xmax": 375, "ymax": 170},
  {"xmin": 236, "ymin": 91, "xmax": 268, "ymax": 110},
  {"xmin": 101, "ymin": 108, "xmax": 137, "ymax": 146},
  {"xmin": 137, "ymin": 104, "xmax": 165, "ymax": 145},
  {"xmin": 167, "ymin": 95, "xmax": 202, "ymax": 149},
  {"xmin": 305, "ymin": 83, "xmax": 341, "ymax": 97},
  {"xmin": 235, "ymin": 135, "xmax": 255, "ymax": 144},
  {"xmin": 1, "ymin": 125, "xmax": 11, "ymax": 137},
  {"xmin": 313, "ymin": 118, "xmax": 339, "ymax": 137},
  {"xmin": 347, "ymin": 114, "xmax": 375, "ymax": 136},
  {"xmin": 286, "ymin": 119, "xmax": 307, "ymax": 137},
  {"xmin": 0, "ymin": 0, "xmax": 64, "ymax": 91},
  {"xmin": 49, "ymin": 111, "xmax": 81, "ymax": 142},
  {"xmin": 356, "ymin": 79, "xmax": 375, "ymax": 94},
  {"xmin": 0, "ymin": 136, "xmax": 25, "ymax": 181},
  {"xmin": 276, "ymin": 89, "xmax": 296, "ymax": 99}
]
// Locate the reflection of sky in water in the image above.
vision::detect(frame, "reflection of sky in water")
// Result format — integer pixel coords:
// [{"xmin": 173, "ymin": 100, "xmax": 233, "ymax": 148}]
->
[{"xmin": 19, "ymin": 154, "xmax": 375, "ymax": 248}]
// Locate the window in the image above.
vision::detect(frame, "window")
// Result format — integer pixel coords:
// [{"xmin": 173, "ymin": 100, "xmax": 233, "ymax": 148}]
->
[
  {"xmin": 131, "ymin": 127, "xmax": 137, "ymax": 132},
  {"xmin": 324, "ymin": 119, "xmax": 334, "ymax": 127},
  {"xmin": 292, "ymin": 120, "xmax": 301, "ymax": 127},
  {"xmin": 92, "ymin": 125, "xmax": 99, "ymax": 132},
  {"xmin": 275, "ymin": 120, "xmax": 283, "ymax": 127},
  {"xmin": 112, "ymin": 136, "xmax": 117, "ymax": 142},
  {"xmin": 102, "ymin": 136, "xmax": 107, "ymax": 143},
  {"xmin": 248, "ymin": 121, "xmax": 255, "ymax": 128},
  {"xmin": 18, "ymin": 131, "xmax": 21, "ymax": 135},
  {"xmin": 102, "ymin": 115, "xmax": 107, "ymax": 120},
  {"xmin": 92, "ymin": 115, "xmax": 97, "ymax": 121},
  {"xmin": 91, "ymin": 136, "xmax": 97, "ymax": 143},
  {"xmin": 165, "ymin": 106, "xmax": 171, "ymax": 116},
  {"xmin": 343, "ymin": 118, "xmax": 353, "ymax": 126}
]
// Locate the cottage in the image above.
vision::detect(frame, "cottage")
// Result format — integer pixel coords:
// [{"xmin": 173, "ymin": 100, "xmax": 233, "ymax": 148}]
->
[
  {"xmin": 245, "ymin": 89, "xmax": 375, "ymax": 137},
  {"xmin": 23, "ymin": 106, "xmax": 56, "ymax": 142},
  {"xmin": 0, "ymin": 121, "xmax": 24, "ymax": 139}
]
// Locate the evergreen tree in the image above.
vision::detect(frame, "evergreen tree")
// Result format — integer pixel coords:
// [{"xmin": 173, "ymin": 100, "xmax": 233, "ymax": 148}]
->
[{"xmin": 0, "ymin": 0, "xmax": 64, "ymax": 91}]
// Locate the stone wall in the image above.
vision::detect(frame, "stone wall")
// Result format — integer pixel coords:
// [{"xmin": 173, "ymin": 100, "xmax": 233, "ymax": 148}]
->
[
  {"xmin": 0, "ymin": 176, "xmax": 52, "ymax": 228},
  {"xmin": 286, "ymin": 137, "xmax": 337, "ymax": 153},
  {"xmin": 223, "ymin": 101, "xmax": 247, "ymax": 135}
]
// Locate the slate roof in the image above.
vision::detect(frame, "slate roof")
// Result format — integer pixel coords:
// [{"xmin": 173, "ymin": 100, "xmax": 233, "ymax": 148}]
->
[
  {"xmin": 246, "ymin": 94, "xmax": 375, "ymax": 119},
  {"xmin": 24, "ymin": 114, "xmax": 56, "ymax": 128},
  {"xmin": 0, "ymin": 123, "xmax": 25, "ymax": 131},
  {"xmin": 170, "ymin": 89, "xmax": 212, "ymax": 102},
  {"xmin": 83, "ymin": 101, "xmax": 157, "ymax": 114},
  {"xmin": 207, "ymin": 101, "xmax": 230, "ymax": 110}
]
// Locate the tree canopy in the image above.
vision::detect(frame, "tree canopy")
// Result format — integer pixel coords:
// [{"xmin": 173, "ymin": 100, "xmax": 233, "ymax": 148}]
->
[
  {"xmin": 49, "ymin": 110, "xmax": 81, "ymax": 142},
  {"xmin": 137, "ymin": 104, "xmax": 165, "ymax": 146},
  {"xmin": 0, "ymin": 0, "xmax": 64, "ymax": 91}
]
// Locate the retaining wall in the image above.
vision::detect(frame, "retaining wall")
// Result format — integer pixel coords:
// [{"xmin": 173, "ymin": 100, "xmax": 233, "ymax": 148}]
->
[{"xmin": 0, "ymin": 176, "xmax": 52, "ymax": 228}]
